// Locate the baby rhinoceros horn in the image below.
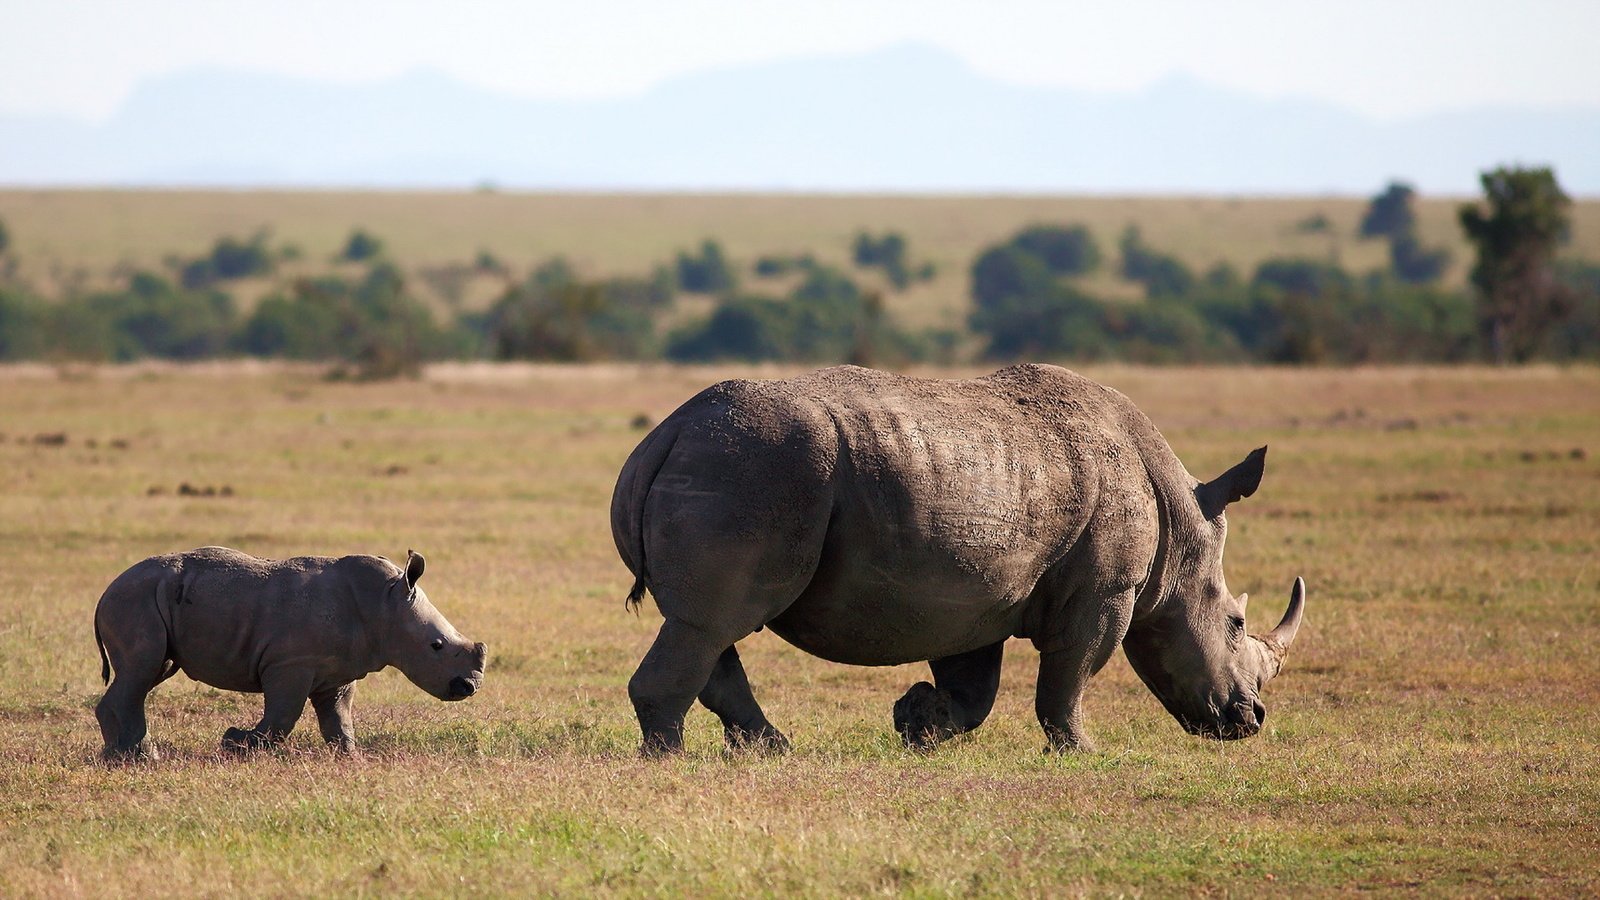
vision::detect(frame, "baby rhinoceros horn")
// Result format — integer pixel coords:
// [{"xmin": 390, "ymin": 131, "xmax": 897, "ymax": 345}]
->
[{"xmin": 1250, "ymin": 577, "xmax": 1306, "ymax": 683}]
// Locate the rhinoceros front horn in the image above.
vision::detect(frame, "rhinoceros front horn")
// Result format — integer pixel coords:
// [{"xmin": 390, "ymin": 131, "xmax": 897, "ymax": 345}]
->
[{"xmin": 1252, "ymin": 577, "xmax": 1306, "ymax": 683}]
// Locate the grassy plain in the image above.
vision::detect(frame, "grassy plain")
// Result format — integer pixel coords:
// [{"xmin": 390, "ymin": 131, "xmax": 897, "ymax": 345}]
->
[
  {"xmin": 0, "ymin": 361, "xmax": 1596, "ymax": 895},
  {"xmin": 4, "ymin": 190, "xmax": 1600, "ymax": 328}
]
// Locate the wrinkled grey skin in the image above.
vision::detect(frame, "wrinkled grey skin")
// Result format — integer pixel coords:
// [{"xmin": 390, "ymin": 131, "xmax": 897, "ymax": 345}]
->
[
  {"xmin": 611, "ymin": 364, "xmax": 1304, "ymax": 755},
  {"xmin": 93, "ymin": 547, "xmax": 487, "ymax": 760}
]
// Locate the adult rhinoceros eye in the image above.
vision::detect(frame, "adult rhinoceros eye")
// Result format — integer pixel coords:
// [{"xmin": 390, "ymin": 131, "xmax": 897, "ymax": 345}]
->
[{"xmin": 430, "ymin": 638, "xmax": 444, "ymax": 652}]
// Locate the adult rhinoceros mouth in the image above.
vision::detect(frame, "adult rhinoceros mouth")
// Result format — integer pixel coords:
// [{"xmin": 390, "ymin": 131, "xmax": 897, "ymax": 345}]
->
[{"xmin": 1175, "ymin": 713, "xmax": 1261, "ymax": 741}]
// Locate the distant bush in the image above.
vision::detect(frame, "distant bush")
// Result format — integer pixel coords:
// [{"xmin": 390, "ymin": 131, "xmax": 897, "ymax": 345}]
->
[
  {"xmin": 668, "ymin": 265, "xmax": 925, "ymax": 364},
  {"xmin": 1009, "ymin": 225, "xmax": 1100, "ymax": 276},
  {"xmin": 180, "ymin": 233, "xmax": 274, "ymax": 289},
  {"xmin": 1360, "ymin": 182, "xmax": 1417, "ymax": 240},
  {"xmin": 675, "ymin": 239, "xmax": 735, "ymax": 293},
  {"xmin": 484, "ymin": 259, "xmax": 673, "ymax": 361},
  {"xmin": 0, "ymin": 288, "xmax": 45, "ymax": 359},
  {"xmin": 341, "ymin": 229, "xmax": 385, "ymax": 262},
  {"xmin": 474, "ymin": 249, "xmax": 506, "ymax": 275},
  {"xmin": 754, "ymin": 252, "xmax": 816, "ymax": 278},
  {"xmin": 238, "ymin": 263, "xmax": 453, "ymax": 378},
  {"xmin": 852, "ymin": 230, "xmax": 933, "ymax": 289},
  {"xmin": 1119, "ymin": 226, "xmax": 1195, "ymax": 297},
  {"xmin": 0, "ymin": 217, "xmax": 10, "ymax": 256},
  {"xmin": 1294, "ymin": 212, "xmax": 1332, "ymax": 234},
  {"xmin": 1389, "ymin": 233, "xmax": 1450, "ymax": 284}
]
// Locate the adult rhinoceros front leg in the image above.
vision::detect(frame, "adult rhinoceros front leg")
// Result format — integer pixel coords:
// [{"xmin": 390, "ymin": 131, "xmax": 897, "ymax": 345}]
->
[
  {"xmin": 1035, "ymin": 588, "xmax": 1136, "ymax": 752},
  {"xmin": 893, "ymin": 639, "xmax": 1005, "ymax": 750}
]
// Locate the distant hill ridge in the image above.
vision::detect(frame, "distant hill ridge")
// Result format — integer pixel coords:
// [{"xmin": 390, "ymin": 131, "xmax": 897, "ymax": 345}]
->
[{"xmin": 2, "ymin": 44, "xmax": 1596, "ymax": 193}]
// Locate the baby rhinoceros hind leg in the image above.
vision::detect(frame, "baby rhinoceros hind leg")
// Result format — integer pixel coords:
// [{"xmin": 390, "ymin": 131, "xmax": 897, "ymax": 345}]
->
[{"xmin": 95, "ymin": 612, "xmax": 175, "ymax": 763}]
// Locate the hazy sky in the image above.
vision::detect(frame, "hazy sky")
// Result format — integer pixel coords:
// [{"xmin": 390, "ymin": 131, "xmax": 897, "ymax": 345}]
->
[{"xmin": 4, "ymin": 0, "xmax": 1598, "ymax": 121}]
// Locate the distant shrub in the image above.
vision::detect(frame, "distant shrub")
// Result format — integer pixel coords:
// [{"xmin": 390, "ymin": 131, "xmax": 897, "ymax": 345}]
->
[
  {"xmin": 0, "ymin": 216, "xmax": 10, "ymax": 256},
  {"xmin": 668, "ymin": 265, "xmax": 924, "ymax": 363},
  {"xmin": 754, "ymin": 253, "xmax": 816, "ymax": 278},
  {"xmin": 79, "ymin": 272, "xmax": 239, "ymax": 360},
  {"xmin": 1360, "ymin": 182, "xmax": 1417, "ymax": 240},
  {"xmin": 0, "ymin": 288, "xmax": 45, "ymax": 359},
  {"xmin": 1389, "ymin": 234, "xmax": 1450, "ymax": 284},
  {"xmin": 854, "ymin": 231, "xmax": 920, "ymax": 289},
  {"xmin": 675, "ymin": 239, "xmax": 735, "ymax": 293},
  {"xmin": 1251, "ymin": 257, "xmax": 1353, "ymax": 298},
  {"xmin": 474, "ymin": 249, "xmax": 506, "ymax": 275},
  {"xmin": 180, "ymin": 233, "xmax": 274, "ymax": 289},
  {"xmin": 1294, "ymin": 213, "xmax": 1332, "ymax": 234},
  {"xmin": 970, "ymin": 245, "xmax": 1057, "ymax": 311},
  {"xmin": 238, "ymin": 263, "xmax": 451, "ymax": 378},
  {"xmin": 1009, "ymin": 225, "xmax": 1100, "ymax": 276},
  {"xmin": 484, "ymin": 258, "xmax": 672, "ymax": 361},
  {"xmin": 341, "ymin": 229, "xmax": 385, "ymax": 262},
  {"xmin": 1119, "ymin": 226, "xmax": 1195, "ymax": 297}
]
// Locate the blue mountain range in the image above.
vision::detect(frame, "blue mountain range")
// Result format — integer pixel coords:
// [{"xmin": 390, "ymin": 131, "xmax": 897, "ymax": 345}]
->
[{"xmin": 2, "ymin": 44, "xmax": 1595, "ymax": 194}]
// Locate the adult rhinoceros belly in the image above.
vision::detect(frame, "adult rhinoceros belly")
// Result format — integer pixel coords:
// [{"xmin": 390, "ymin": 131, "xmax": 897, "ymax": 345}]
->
[{"xmin": 759, "ymin": 368, "xmax": 1115, "ymax": 666}]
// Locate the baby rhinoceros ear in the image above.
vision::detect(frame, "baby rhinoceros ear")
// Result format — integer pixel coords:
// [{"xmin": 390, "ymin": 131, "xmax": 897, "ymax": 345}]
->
[{"xmin": 405, "ymin": 549, "xmax": 425, "ymax": 591}]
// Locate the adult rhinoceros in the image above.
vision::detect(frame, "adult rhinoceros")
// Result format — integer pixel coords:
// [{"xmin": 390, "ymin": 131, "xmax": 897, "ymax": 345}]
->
[{"xmin": 611, "ymin": 364, "xmax": 1304, "ymax": 754}]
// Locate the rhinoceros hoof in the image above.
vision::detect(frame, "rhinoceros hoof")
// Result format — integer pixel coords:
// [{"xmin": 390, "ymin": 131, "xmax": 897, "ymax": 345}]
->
[
  {"xmin": 724, "ymin": 724, "xmax": 791, "ymax": 755},
  {"xmin": 221, "ymin": 727, "xmax": 272, "ymax": 753},
  {"xmin": 101, "ymin": 742, "xmax": 160, "ymax": 765},
  {"xmin": 894, "ymin": 681, "xmax": 959, "ymax": 751}
]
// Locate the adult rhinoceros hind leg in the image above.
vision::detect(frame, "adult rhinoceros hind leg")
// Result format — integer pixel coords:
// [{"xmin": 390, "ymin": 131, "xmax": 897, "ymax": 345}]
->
[
  {"xmin": 698, "ymin": 644, "xmax": 790, "ymax": 754},
  {"xmin": 629, "ymin": 618, "xmax": 738, "ymax": 756},
  {"xmin": 894, "ymin": 639, "xmax": 1005, "ymax": 751}
]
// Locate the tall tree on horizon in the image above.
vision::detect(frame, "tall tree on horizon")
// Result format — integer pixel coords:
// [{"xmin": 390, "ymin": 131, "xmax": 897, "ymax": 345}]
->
[{"xmin": 1459, "ymin": 166, "xmax": 1574, "ymax": 363}]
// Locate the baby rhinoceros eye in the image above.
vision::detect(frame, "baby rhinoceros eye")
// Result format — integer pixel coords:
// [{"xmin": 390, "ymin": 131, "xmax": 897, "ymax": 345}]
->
[{"xmin": 430, "ymin": 638, "xmax": 445, "ymax": 652}]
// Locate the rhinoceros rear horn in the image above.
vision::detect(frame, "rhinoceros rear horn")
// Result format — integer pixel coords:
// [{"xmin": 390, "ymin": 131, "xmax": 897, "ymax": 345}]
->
[
  {"xmin": 1196, "ymin": 446, "xmax": 1267, "ymax": 519},
  {"xmin": 405, "ymin": 549, "xmax": 425, "ymax": 589},
  {"xmin": 1252, "ymin": 577, "xmax": 1306, "ymax": 682}
]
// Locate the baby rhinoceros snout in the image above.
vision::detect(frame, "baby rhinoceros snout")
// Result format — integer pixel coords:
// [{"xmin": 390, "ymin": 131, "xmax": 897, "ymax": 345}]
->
[{"xmin": 445, "ymin": 642, "xmax": 487, "ymax": 701}]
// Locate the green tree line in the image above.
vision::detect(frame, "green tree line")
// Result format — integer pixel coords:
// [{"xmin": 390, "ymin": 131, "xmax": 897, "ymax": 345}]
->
[{"xmin": 0, "ymin": 167, "xmax": 1594, "ymax": 374}]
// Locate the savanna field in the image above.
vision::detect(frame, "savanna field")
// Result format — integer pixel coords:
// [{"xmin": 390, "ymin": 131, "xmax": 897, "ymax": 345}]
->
[{"xmin": 0, "ymin": 360, "xmax": 1596, "ymax": 895}]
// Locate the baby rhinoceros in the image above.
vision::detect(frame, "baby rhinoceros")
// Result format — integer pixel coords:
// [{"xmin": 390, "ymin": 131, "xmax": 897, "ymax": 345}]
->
[{"xmin": 93, "ymin": 546, "xmax": 487, "ymax": 760}]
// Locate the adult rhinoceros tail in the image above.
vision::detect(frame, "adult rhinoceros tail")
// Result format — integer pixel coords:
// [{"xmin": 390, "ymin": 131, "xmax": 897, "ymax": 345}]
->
[
  {"xmin": 95, "ymin": 617, "xmax": 110, "ymax": 685},
  {"xmin": 612, "ymin": 420, "xmax": 682, "ymax": 614},
  {"xmin": 625, "ymin": 575, "xmax": 648, "ymax": 614}
]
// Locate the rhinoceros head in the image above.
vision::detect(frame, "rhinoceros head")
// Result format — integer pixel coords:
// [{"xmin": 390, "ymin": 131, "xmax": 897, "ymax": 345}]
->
[
  {"xmin": 1121, "ymin": 447, "xmax": 1305, "ymax": 740},
  {"xmin": 383, "ymin": 550, "xmax": 488, "ymax": 701}
]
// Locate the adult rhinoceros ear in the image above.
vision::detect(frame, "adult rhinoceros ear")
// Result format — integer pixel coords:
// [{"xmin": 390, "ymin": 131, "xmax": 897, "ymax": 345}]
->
[
  {"xmin": 405, "ymin": 549, "xmax": 425, "ymax": 591},
  {"xmin": 1196, "ymin": 446, "xmax": 1267, "ymax": 520}
]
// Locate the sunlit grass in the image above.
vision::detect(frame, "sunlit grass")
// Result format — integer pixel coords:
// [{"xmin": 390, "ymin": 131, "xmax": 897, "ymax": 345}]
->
[{"xmin": 0, "ymin": 361, "xmax": 1596, "ymax": 895}]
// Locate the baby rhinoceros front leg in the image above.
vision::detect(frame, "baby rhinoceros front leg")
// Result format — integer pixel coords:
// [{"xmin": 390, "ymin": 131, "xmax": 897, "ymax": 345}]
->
[
  {"xmin": 221, "ymin": 668, "xmax": 313, "ymax": 754},
  {"xmin": 311, "ymin": 683, "xmax": 358, "ymax": 753}
]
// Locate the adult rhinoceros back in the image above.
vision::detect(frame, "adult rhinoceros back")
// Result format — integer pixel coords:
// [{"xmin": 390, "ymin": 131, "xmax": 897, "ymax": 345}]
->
[{"xmin": 611, "ymin": 364, "xmax": 1304, "ymax": 755}]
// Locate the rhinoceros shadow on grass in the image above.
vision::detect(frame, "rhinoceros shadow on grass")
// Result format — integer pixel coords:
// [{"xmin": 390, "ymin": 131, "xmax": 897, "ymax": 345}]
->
[
  {"xmin": 611, "ymin": 364, "xmax": 1305, "ymax": 755},
  {"xmin": 92, "ymin": 547, "xmax": 487, "ymax": 761}
]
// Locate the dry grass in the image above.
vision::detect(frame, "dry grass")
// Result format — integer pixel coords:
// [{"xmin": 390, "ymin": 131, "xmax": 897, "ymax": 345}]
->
[
  {"xmin": 4, "ymin": 190, "xmax": 1599, "ymax": 327},
  {"xmin": 0, "ymin": 361, "xmax": 1597, "ymax": 896}
]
